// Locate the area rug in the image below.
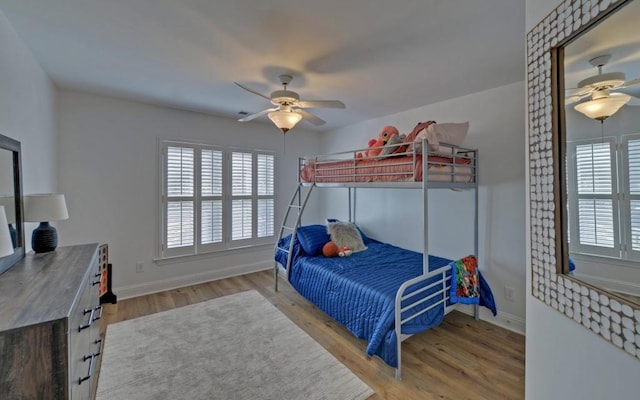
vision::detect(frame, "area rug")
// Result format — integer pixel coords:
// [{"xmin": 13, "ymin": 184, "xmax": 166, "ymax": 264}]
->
[{"xmin": 96, "ymin": 290, "xmax": 374, "ymax": 400}]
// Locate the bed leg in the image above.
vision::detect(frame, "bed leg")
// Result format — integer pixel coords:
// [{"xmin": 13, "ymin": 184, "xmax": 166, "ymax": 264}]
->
[{"xmin": 395, "ymin": 367, "xmax": 401, "ymax": 381}]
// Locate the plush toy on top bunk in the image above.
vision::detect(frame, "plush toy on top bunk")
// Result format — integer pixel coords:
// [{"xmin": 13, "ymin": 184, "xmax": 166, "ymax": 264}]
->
[
  {"xmin": 356, "ymin": 125, "xmax": 400, "ymax": 159},
  {"xmin": 356, "ymin": 120, "xmax": 471, "ymax": 159}
]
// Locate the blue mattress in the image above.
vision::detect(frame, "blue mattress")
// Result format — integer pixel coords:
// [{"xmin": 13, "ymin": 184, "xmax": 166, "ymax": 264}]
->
[{"xmin": 275, "ymin": 235, "xmax": 453, "ymax": 367}]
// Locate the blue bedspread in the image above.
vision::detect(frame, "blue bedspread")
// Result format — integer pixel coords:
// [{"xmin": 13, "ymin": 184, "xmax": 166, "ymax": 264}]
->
[{"xmin": 275, "ymin": 235, "xmax": 496, "ymax": 368}]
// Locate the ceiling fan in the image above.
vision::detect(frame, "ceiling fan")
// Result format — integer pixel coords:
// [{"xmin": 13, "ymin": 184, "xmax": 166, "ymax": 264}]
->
[
  {"xmin": 565, "ymin": 54, "xmax": 640, "ymax": 106},
  {"xmin": 235, "ymin": 74, "xmax": 345, "ymax": 133}
]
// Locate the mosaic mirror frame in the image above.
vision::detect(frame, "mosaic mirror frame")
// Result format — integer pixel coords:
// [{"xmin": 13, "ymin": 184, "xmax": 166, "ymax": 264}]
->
[{"xmin": 527, "ymin": 0, "xmax": 639, "ymax": 359}]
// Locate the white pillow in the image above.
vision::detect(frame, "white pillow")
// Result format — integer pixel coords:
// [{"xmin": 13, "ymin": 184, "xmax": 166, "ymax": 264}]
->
[
  {"xmin": 326, "ymin": 221, "xmax": 367, "ymax": 252},
  {"xmin": 433, "ymin": 122, "xmax": 469, "ymax": 147}
]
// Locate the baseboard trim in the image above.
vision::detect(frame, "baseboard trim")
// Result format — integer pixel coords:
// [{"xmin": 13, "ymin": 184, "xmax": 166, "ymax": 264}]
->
[
  {"xmin": 115, "ymin": 261, "xmax": 272, "ymax": 300},
  {"xmin": 455, "ymin": 304, "xmax": 525, "ymax": 335}
]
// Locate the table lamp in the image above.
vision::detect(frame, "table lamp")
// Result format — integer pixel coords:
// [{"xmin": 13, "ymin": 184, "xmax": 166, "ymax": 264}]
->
[
  {"xmin": 24, "ymin": 194, "xmax": 69, "ymax": 253},
  {"xmin": 0, "ymin": 206, "xmax": 14, "ymax": 257},
  {"xmin": 0, "ymin": 196, "xmax": 16, "ymax": 248}
]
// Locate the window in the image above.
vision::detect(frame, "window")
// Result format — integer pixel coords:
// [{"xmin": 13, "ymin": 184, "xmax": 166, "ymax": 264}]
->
[
  {"xmin": 566, "ymin": 134, "xmax": 640, "ymax": 261},
  {"xmin": 160, "ymin": 141, "xmax": 275, "ymax": 258}
]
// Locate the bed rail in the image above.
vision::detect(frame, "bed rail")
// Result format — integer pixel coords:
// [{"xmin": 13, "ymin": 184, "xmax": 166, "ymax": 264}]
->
[
  {"xmin": 298, "ymin": 139, "xmax": 477, "ymax": 188},
  {"xmin": 394, "ymin": 265, "xmax": 454, "ymax": 380}
]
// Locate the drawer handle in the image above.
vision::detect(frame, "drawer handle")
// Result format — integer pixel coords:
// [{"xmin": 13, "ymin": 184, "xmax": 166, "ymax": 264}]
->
[
  {"xmin": 94, "ymin": 338, "xmax": 103, "ymax": 356},
  {"xmin": 95, "ymin": 272, "xmax": 101, "ymax": 278},
  {"xmin": 78, "ymin": 353, "xmax": 97, "ymax": 385},
  {"xmin": 92, "ymin": 279, "xmax": 101, "ymax": 286},
  {"xmin": 78, "ymin": 308, "xmax": 95, "ymax": 331},
  {"xmin": 93, "ymin": 305, "xmax": 103, "ymax": 322}
]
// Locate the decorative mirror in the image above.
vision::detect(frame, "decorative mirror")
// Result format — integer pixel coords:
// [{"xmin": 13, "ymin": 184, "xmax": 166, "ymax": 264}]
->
[
  {"xmin": 561, "ymin": 0, "xmax": 640, "ymax": 306},
  {"xmin": 528, "ymin": 0, "xmax": 640, "ymax": 359},
  {"xmin": 0, "ymin": 133, "xmax": 24, "ymax": 275}
]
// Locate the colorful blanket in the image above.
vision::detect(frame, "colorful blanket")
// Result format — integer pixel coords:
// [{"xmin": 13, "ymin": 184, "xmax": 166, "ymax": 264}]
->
[{"xmin": 449, "ymin": 255, "xmax": 480, "ymax": 305}]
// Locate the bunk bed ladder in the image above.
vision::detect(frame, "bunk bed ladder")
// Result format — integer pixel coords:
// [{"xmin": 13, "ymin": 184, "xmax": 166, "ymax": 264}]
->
[{"xmin": 273, "ymin": 183, "xmax": 314, "ymax": 292}]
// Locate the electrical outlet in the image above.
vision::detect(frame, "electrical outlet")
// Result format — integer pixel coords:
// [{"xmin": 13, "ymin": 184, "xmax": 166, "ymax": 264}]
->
[
  {"xmin": 504, "ymin": 286, "xmax": 515, "ymax": 302},
  {"xmin": 135, "ymin": 262, "xmax": 144, "ymax": 273}
]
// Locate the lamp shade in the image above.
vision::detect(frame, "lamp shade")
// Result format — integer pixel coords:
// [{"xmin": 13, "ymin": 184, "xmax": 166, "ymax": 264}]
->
[
  {"xmin": 0, "ymin": 195, "xmax": 15, "ymax": 224},
  {"xmin": 268, "ymin": 110, "xmax": 303, "ymax": 133},
  {"xmin": 0, "ymin": 206, "xmax": 14, "ymax": 257},
  {"xmin": 574, "ymin": 92, "xmax": 631, "ymax": 121},
  {"xmin": 24, "ymin": 194, "xmax": 69, "ymax": 222}
]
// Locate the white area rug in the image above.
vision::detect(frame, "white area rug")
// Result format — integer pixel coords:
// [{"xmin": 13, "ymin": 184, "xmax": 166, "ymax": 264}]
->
[{"xmin": 96, "ymin": 290, "xmax": 374, "ymax": 400}]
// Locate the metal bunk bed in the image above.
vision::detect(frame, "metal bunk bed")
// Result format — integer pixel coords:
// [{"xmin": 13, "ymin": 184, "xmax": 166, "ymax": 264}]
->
[{"xmin": 273, "ymin": 138, "xmax": 478, "ymax": 380}]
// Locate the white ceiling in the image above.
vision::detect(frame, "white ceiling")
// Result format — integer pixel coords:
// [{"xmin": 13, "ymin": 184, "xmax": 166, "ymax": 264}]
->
[{"xmin": 0, "ymin": 0, "xmax": 526, "ymax": 132}]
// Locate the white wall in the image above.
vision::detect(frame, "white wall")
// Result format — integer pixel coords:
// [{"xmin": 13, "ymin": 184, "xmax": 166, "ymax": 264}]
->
[
  {"xmin": 57, "ymin": 90, "xmax": 321, "ymax": 298},
  {"xmin": 0, "ymin": 9, "xmax": 57, "ymax": 194},
  {"xmin": 526, "ymin": 1, "xmax": 640, "ymax": 399},
  {"xmin": 319, "ymin": 81, "xmax": 527, "ymax": 333}
]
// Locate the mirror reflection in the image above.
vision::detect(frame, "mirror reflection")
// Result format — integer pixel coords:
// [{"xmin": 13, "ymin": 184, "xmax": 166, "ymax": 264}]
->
[
  {"xmin": 563, "ymin": 0, "xmax": 640, "ymax": 305},
  {"xmin": 0, "ymin": 133, "xmax": 23, "ymax": 275},
  {"xmin": 0, "ymin": 150, "xmax": 16, "ymax": 250}
]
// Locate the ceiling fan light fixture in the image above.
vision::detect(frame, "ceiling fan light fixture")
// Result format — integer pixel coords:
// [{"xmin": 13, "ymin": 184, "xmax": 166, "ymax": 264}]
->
[
  {"xmin": 574, "ymin": 92, "xmax": 631, "ymax": 121},
  {"xmin": 268, "ymin": 109, "xmax": 302, "ymax": 133}
]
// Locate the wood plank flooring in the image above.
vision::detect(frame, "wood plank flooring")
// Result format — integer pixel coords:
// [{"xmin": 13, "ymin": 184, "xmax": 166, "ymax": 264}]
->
[{"xmin": 99, "ymin": 270, "xmax": 524, "ymax": 400}]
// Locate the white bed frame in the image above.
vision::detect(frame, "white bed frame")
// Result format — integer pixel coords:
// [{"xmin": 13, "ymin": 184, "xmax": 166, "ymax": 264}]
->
[{"xmin": 274, "ymin": 139, "xmax": 479, "ymax": 380}]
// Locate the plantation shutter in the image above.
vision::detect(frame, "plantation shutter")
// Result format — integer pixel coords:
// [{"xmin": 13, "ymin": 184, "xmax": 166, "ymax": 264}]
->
[
  {"xmin": 570, "ymin": 139, "xmax": 619, "ymax": 257},
  {"xmin": 160, "ymin": 142, "xmax": 275, "ymax": 259},
  {"xmin": 164, "ymin": 145, "xmax": 195, "ymax": 256},
  {"xmin": 231, "ymin": 152, "xmax": 253, "ymax": 241},
  {"xmin": 201, "ymin": 148, "xmax": 224, "ymax": 248},
  {"xmin": 257, "ymin": 154, "xmax": 275, "ymax": 238},
  {"xmin": 623, "ymin": 135, "xmax": 640, "ymax": 260}
]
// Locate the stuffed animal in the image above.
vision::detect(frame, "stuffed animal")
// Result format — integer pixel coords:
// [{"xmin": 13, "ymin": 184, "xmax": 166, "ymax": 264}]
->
[
  {"xmin": 322, "ymin": 241, "xmax": 339, "ymax": 257},
  {"xmin": 322, "ymin": 241, "xmax": 353, "ymax": 257},
  {"xmin": 358, "ymin": 125, "xmax": 400, "ymax": 158},
  {"xmin": 376, "ymin": 133, "xmax": 407, "ymax": 159}
]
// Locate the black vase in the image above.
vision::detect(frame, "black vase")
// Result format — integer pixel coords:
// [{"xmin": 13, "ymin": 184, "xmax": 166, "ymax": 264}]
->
[{"xmin": 32, "ymin": 222, "xmax": 58, "ymax": 253}]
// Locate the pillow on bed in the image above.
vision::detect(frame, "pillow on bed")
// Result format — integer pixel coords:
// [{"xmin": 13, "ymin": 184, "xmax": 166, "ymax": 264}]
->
[
  {"xmin": 326, "ymin": 221, "xmax": 367, "ymax": 253},
  {"xmin": 433, "ymin": 122, "xmax": 469, "ymax": 147},
  {"xmin": 326, "ymin": 218, "xmax": 371, "ymax": 244},
  {"xmin": 296, "ymin": 225, "xmax": 330, "ymax": 255}
]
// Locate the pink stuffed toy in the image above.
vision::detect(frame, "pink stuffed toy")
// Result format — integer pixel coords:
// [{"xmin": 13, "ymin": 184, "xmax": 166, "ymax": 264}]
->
[{"xmin": 358, "ymin": 126, "xmax": 400, "ymax": 158}]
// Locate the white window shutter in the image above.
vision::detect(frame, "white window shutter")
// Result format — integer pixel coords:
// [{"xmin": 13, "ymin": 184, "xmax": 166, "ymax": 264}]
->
[
  {"xmin": 569, "ymin": 139, "xmax": 619, "ymax": 258},
  {"xmin": 624, "ymin": 136, "xmax": 640, "ymax": 259},
  {"xmin": 161, "ymin": 143, "xmax": 275, "ymax": 258},
  {"xmin": 200, "ymin": 149, "xmax": 224, "ymax": 247},
  {"xmin": 164, "ymin": 145, "xmax": 196, "ymax": 256}
]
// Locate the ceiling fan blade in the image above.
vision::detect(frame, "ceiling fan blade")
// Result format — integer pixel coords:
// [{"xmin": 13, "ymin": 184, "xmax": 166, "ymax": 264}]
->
[
  {"xmin": 238, "ymin": 107, "xmax": 278, "ymax": 122},
  {"xmin": 565, "ymin": 87, "xmax": 591, "ymax": 96},
  {"xmin": 297, "ymin": 100, "xmax": 345, "ymax": 109},
  {"xmin": 234, "ymin": 82, "xmax": 271, "ymax": 100},
  {"xmin": 565, "ymin": 96, "xmax": 582, "ymax": 105},
  {"xmin": 565, "ymin": 93, "xmax": 590, "ymax": 105},
  {"xmin": 296, "ymin": 109, "xmax": 326, "ymax": 125},
  {"xmin": 628, "ymin": 95, "xmax": 640, "ymax": 106},
  {"xmin": 620, "ymin": 77, "xmax": 640, "ymax": 89}
]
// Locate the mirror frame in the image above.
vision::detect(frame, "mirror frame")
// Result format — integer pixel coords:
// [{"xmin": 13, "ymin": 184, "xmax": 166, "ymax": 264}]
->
[
  {"xmin": 0, "ymin": 133, "xmax": 24, "ymax": 275},
  {"xmin": 528, "ymin": 0, "xmax": 639, "ymax": 360}
]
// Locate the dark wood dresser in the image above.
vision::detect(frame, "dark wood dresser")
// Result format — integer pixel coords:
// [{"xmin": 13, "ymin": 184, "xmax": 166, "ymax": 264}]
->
[{"xmin": 0, "ymin": 244, "xmax": 103, "ymax": 399}]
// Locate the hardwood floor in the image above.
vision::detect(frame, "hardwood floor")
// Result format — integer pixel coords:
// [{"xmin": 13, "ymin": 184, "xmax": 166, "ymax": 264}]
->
[{"xmin": 99, "ymin": 270, "xmax": 525, "ymax": 400}]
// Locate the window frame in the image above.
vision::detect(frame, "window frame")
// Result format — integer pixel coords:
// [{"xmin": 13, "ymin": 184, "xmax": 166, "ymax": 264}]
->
[{"xmin": 159, "ymin": 140, "xmax": 276, "ymax": 260}]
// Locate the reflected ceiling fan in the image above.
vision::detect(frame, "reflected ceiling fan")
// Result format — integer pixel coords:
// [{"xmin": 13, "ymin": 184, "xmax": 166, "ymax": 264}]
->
[
  {"xmin": 566, "ymin": 54, "xmax": 640, "ymax": 121},
  {"xmin": 235, "ymin": 74, "xmax": 345, "ymax": 133}
]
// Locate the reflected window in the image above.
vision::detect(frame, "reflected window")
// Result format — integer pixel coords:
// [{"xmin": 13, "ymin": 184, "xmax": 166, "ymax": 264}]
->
[{"xmin": 566, "ymin": 134, "xmax": 640, "ymax": 261}]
